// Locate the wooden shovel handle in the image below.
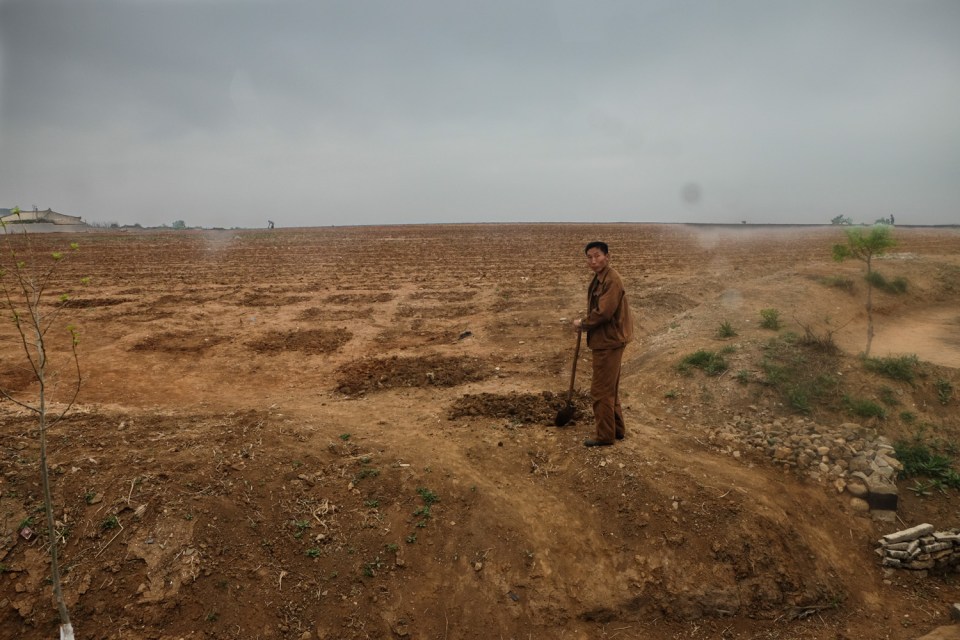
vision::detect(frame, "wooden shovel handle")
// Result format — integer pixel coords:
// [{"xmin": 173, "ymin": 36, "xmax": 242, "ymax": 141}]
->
[{"xmin": 566, "ymin": 328, "xmax": 582, "ymax": 403}]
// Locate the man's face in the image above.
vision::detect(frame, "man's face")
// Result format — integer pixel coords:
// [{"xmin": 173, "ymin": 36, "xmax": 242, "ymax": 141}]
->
[{"xmin": 585, "ymin": 247, "xmax": 609, "ymax": 273}]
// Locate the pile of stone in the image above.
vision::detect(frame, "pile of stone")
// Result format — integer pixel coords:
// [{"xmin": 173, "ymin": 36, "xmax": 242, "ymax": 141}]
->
[
  {"xmin": 707, "ymin": 416, "xmax": 901, "ymax": 518},
  {"xmin": 877, "ymin": 523, "xmax": 960, "ymax": 572}
]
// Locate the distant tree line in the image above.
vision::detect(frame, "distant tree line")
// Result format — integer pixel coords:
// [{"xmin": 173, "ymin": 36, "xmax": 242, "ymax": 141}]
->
[{"xmin": 831, "ymin": 215, "xmax": 895, "ymax": 226}]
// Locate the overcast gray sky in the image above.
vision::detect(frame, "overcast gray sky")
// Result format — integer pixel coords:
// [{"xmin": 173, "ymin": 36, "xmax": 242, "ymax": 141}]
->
[{"xmin": 1, "ymin": 0, "xmax": 958, "ymax": 228}]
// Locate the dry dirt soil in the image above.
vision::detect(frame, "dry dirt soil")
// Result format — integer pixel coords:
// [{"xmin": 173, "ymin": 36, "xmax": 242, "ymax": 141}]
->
[{"xmin": 1, "ymin": 223, "xmax": 960, "ymax": 640}]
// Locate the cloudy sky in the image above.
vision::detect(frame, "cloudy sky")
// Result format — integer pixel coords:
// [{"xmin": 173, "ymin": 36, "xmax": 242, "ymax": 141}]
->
[{"xmin": 1, "ymin": 0, "xmax": 958, "ymax": 228}]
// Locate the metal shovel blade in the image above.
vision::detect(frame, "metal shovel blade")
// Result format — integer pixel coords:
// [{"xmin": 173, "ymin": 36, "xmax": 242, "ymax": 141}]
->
[{"xmin": 554, "ymin": 402, "xmax": 575, "ymax": 427}]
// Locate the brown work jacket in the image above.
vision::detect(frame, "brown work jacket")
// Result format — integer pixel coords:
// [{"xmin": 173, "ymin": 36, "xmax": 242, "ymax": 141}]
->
[{"xmin": 582, "ymin": 265, "xmax": 633, "ymax": 350}]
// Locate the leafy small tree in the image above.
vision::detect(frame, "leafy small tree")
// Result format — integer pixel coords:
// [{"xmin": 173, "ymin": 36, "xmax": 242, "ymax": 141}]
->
[
  {"xmin": 1, "ymin": 206, "xmax": 82, "ymax": 640},
  {"xmin": 830, "ymin": 215, "xmax": 853, "ymax": 226},
  {"xmin": 171, "ymin": 219, "xmax": 187, "ymax": 230},
  {"xmin": 832, "ymin": 225, "xmax": 896, "ymax": 357}
]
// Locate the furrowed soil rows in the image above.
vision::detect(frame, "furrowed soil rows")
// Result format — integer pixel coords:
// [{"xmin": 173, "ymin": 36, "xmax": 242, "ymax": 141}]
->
[{"xmin": 1, "ymin": 223, "xmax": 959, "ymax": 639}]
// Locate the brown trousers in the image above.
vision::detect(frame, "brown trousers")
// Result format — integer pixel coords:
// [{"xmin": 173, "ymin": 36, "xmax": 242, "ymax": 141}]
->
[{"xmin": 590, "ymin": 346, "xmax": 625, "ymax": 443}]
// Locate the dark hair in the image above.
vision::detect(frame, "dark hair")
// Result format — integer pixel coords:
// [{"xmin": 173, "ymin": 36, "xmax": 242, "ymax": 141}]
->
[{"xmin": 584, "ymin": 241, "xmax": 609, "ymax": 255}]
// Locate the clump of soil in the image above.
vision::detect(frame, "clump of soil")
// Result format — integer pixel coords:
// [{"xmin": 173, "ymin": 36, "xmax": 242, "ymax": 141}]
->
[
  {"xmin": 395, "ymin": 304, "xmax": 477, "ymax": 319},
  {"xmin": 65, "ymin": 296, "xmax": 132, "ymax": 309},
  {"xmin": 374, "ymin": 328, "xmax": 463, "ymax": 349},
  {"xmin": 448, "ymin": 390, "xmax": 593, "ymax": 424},
  {"xmin": 336, "ymin": 354, "xmax": 490, "ymax": 395},
  {"xmin": 247, "ymin": 328, "xmax": 352, "ymax": 355},
  {"xmin": 297, "ymin": 306, "xmax": 374, "ymax": 321},
  {"xmin": 408, "ymin": 290, "xmax": 477, "ymax": 302},
  {"xmin": 237, "ymin": 291, "xmax": 311, "ymax": 307},
  {"xmin": 326, "ymin": 292, "xmax": 394, "ymax": 304},
  {"xmin": 0, "ymin": 364, "xmax": 38, "ymax": 393},
  {"xmin": 131, "ymin": 331, "xmax": 228, "ymax": 353}
]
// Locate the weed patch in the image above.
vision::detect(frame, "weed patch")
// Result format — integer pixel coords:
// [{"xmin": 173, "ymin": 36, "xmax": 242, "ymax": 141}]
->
[
  {"xmin": 864, "ymin": 354, "xmax": 919, "ymax": 383},
  {"xmin": 936, "ymin": 378, "xmax": 954, "ymax": 405},
  {"xmin": 759, "ymin": 308, "xmax": 781, "ymax": 330},
  {"xmin": 354, "ymin": 468, "xmax": 380, "ymax": 482},
  {"xmin": 796, "ymin": 322, "xmax": 840, "ymax": 354},
  {"xmin": 878, "ymin": 386, "xmax": 899, "ymax": 406},
  {"xmin": 895, "ymin": 431, "xmax": 960, "ymax": 489},
  {"xmin": 816, "ymin": 275, "xmax": 855, "ymax": 293},
  {"xmin": 865, "ymin": 271, "xmax": 908, "ymax": 294},
  {"xmin": 759, "ymin": 335, "xmax": 841, "ymax": 414},
  {"xmin": 844, "ymin": 396, "xmax": 886, "ymax": 419},
  {"xmin": 677, "ymin": 350, "xmax": 728, "ymax": 376},
  {"xmin": 716, "ymin": 321, "xmax": 737, "ymax": 338}
]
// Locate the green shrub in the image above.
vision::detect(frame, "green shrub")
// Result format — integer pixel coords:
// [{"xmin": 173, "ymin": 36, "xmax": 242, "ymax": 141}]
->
[
  {"xmin": 678, "ymin": 350, "xmax": 729, "ymax": 376},
  {"xmin": 864, "ymin": 354, "xmax": 919, "ymax": 383},
  {"xmin": 866, "ymin": 271, "xmax": 908, "ymax": 294},
  {"xmin": 759, "ymin": 308, "xmax": 781, "ymax": 330}
]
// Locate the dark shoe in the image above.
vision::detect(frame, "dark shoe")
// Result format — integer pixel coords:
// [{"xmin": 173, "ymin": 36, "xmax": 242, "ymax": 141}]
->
[
  {"xmin": 583, "ymin": 439, "xmax": 614, "ymax": 447},
  {"xmin": 616, "ymin": 433, "xmax": 625, "ymax": 440}
]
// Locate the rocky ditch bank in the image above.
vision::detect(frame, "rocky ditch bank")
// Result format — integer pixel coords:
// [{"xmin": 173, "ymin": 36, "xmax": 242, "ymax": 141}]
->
[{"xmin": 707, "ymin": 415, "xmax": 901, "ymax": 520}]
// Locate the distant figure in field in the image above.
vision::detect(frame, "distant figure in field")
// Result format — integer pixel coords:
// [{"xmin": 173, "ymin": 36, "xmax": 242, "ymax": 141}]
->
[
  {"xmin": 267, "ymin": 220, "xmax": 275, "ymax": 229},
  {"xmin": 572, "ymin": 241, "xmax": 634, "ymax": 447}
]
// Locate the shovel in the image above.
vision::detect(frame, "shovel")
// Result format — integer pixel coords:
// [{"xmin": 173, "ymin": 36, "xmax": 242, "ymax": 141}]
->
[{"xmin": 554, "ymin": 328, "xmax": 583, "ymax": 427}]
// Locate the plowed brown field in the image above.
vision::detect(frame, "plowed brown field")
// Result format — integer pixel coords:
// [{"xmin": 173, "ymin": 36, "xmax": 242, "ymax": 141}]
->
[{"xmin": 2, "ymin": 223, "xmax": 959, "ymax": 640}]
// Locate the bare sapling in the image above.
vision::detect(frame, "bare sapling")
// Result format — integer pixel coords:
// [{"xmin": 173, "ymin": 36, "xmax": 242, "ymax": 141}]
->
[
  {"xmin": 831, "ymin": 224, "xmax": 896, "ymax": 358},
  {"xmin": 0, "ymin": 207, "xmax": 84, "ymax": 640}
]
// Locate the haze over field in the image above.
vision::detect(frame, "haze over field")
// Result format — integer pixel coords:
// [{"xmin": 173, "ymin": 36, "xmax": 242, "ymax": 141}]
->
[{"xmin": 1, "ymin": 0, "xmax": 958, "ymax": 229}]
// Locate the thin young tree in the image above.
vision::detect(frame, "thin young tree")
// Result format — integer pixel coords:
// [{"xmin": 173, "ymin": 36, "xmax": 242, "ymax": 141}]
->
[
  {"xmin": 1, "ymin": 207, "xmax": 82, "ymax": 640},
  {"xmin": 832, "ymin": 224, "xmax": 896, "ymax": 358}
]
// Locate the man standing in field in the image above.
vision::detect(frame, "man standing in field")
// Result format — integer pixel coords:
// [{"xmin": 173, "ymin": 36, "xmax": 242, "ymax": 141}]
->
[{"xmin": 572, "ymin": 241, "xmax": 633, "ymax": 447}]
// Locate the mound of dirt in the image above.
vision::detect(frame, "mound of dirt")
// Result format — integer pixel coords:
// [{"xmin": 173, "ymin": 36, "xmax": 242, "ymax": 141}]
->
[
  {"xmin": 246, "ymin": 328, "xmax": 352, "ymax": 355},
  {"xmin": 326, "ymin": 292, "xmax": 394, "ymax": 304},
  {"xmin": 131, "ymin": 331, "xmax": 229, "ymax": 353},
  {"xmin": 0, "ymin": 364, "xmax": 38, "ymax": 393},
  {"xmin": 448, "ymin": 390, "xmax": 593, "ymax": 424},
  {"xmin": 297, "ymin": 306, "xmax": 375, "ymax": 321},
  {"xmin": 395, "ymin": 303, "xmax": 477, "ymax": 319},
  {"xmin": 297, "ymin": 307, "xmax": 373, "ymax": 322},
  {"xmin": 237, "ymin": 291, "xmax": 311, "ymax": 307},
  {"xmin": 64, "ymin": 296, "xmax": 132, "ymax": 309},
  {"xmin": 408, "ymin": 290, "xmax": 477, "ymax": 302},
  {"xmin": 336, "ymin": 354, "xmax": 490, "ymax": 395}
]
